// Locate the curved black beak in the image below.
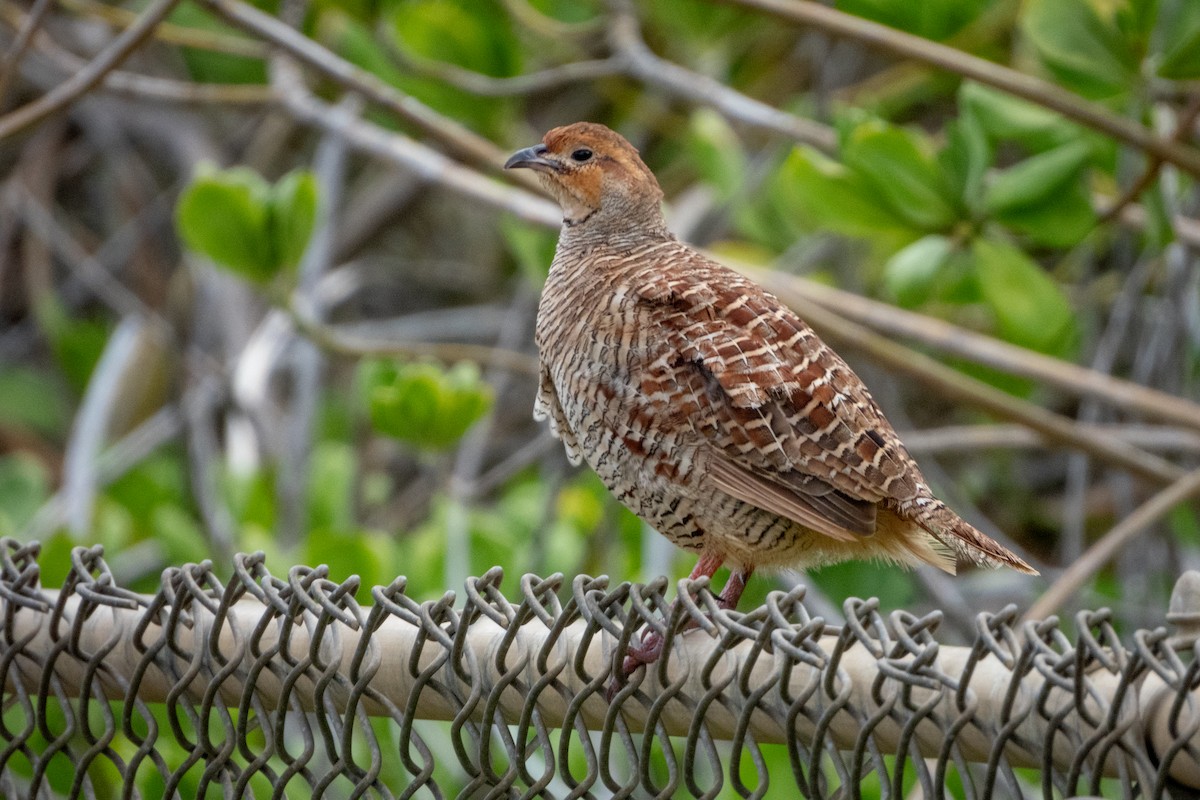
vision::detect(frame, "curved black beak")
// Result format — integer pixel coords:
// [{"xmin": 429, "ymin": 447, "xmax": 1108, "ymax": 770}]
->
[{"xmin": 504, "ymin": 144, "xmax": 556, "ymax": 172}]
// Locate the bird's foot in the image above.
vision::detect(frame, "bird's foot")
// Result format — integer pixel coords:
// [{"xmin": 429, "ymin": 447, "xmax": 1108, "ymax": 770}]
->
[
  {"xmin": 606, "ymin": 627, "xmax": 665, "ymax": 701},
  {"xmin": 622, "ymin": 628, "xmax": 666, "ymax": 674},
  {"xmin": 605, "ymin": 563, "xmax": 753, "ymax": 700}
]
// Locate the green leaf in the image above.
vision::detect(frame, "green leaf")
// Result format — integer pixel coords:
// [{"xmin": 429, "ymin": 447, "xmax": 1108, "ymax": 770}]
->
[
  {"xmin": 0, "ymin": 366, "xmax": 71, "ymax": 436},
  {"xmin": 381, "ymin": 0, "xmax": 518, "ymax": 131},
  {"xmin": 363, "ymin": 360, "xmax": 494, "ymax": 450},
  {"xmin": 269, "ymin": 169, "xmax": 319, "ymax": 271},
  {"xmin": 836, "ymin": 0, "xmax": 987, "ymax": 40},
  {"xmin": 501, "ymin": 217, "xmax": 557, "ymax": 284},
  {"xmin": 686, "ymin": 109, "xmax": 746, "ymax": 198},
  {"xmin": 525, "ymin": 0, "xmax": 602, "ymax": 23},
  {"xmin": 774, "ymin": 146, "xmax": 912, "ymax": 239},
  {"xmin": 305, "ymin": 528, "xmax": 394, "ymax": 597},
  {"xmin": 176, "ymin": 165, "xmax": 276, "ymax": 281},
  {"xmin": 321, "ymin": 11, "xmax": 408, "ymax": 86},
  {"xmin": 992, "ymin": 182, "xmax": 1098, "ymax": 247},
  {"xmin": 882, "ymin": 235, "xmax": 955, "ymax": 307},
  {"xmin": 842, "ymin": 121, "xmax": 958, "ymax": 231},
  {"xmin": 389, "ymin": 0, "xmax": 520, "ymax": 78},
  {"xmin": 971, "ymin": 238, "xmax": 1076, "ymax": 355},
  {"xmin": 36, "ymin": 531, "xmax": 78, "ymax": 596},
  {"xmin": 307, "ymin": 441, "xmax": 356, "ymax": 532},
  {"xmin": 1157, "ymin": 0, "xmax": 1200, "ymax": 78},
  {"xmin": 940, "ymin": 112, "xmax": 991, "ymax": 212},
  {"xmin": 0, "ymin": 454, "xmax": 50, "ymax": 535},
  {"xmin": 958, "ymin": 82, "xmax": 1083, "ymax": 151},
  {"xmin": 106, "ymin": 453, "xmax": 188, "ymax": 526},
  {"xmin": 168, "ymin": 2, "xmax": 266, "ymax": 85},
  {"xmin": 1021, "ymin": 0, "xmax": 1138, "ymax": 100},
  {"xmin": 983, "ymin": 140, "xmax": 1094, "ymax": 215},
  {"xmin": 35, "ymin": 297, "xmax": 109, "ymax": 393},
  {"xmin": 153, "ymin": 504, "xmax": 210, "ymax": 565}
]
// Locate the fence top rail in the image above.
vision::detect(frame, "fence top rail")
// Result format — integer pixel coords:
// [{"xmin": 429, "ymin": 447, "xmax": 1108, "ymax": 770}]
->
[{"xmin": 1, "ymin": 536, "xmax": 1198, "ymax": 799}]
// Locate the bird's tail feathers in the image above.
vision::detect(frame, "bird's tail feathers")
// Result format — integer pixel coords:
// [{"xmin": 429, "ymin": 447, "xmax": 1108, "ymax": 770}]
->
[{"xmin": 914, "ymin": 500, "xmax": 1039, "ymax": 576}]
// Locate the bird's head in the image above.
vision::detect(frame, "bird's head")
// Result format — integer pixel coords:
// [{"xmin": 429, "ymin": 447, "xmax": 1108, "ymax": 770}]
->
[{"xmin": 504, "ymin": 122, "xmax": 665, "ymax": 229}]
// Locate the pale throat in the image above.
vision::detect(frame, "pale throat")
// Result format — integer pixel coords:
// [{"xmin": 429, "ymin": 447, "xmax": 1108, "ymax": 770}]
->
[{"xmin": 543, "ymin": 181, "xmax": 597, "ymax": 226}]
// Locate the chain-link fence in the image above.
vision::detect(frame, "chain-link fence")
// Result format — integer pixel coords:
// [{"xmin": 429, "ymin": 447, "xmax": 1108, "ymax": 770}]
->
[{"xmin": 2, "ymin": 536, "xmax": 1199, "ymax": 799}]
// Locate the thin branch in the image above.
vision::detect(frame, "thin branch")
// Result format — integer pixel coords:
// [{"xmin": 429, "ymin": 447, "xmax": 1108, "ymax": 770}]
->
[
  {"xmin": 0, "ymin": 0, "xmax": 53, "ymax": 109},
  {"xmin": 0, "ymin": 0, "xmax": 182, "ymax": 142},
  {"xmin": 19, "ymin": 406, "xmax": 182, "ymax": 542},
  {"xmin": 60, "ymin": 0, "xmax": 268, "ymax": 57},
  {"xmin": 752, "ymin": 268, "xmax": 1200, "ymax": 434},
  {"xmin": 834, "ymin": 0, "xmax": 1020, "ymax": 107},
  {"xmin": 606, "ymin": 0, "xmax": 836, "ymax": 152},
  {"xmin": 8, "ymin": 185, "xmax": 231, "ymax": 378},
  {"xmin": 502, "ymin": 0, "xmax": 605, "ymax": 38},
  {"xmin": 90, "ymin": 71, "xmax": 272, "ymax": 105},
  {"xmin": 0, "ymin": 7, "xmax": 272, "ymax": 106},
  {"xmin": 267, "ymin": 57, "xmax": 560, "ymax": 227},
  {"xmin": 62, "ymin": 316, "xmax": 157, "ymax": 538},
  {"xmin": 901, "ymin": 423, "xmax": 1200, "ymax": 456},
  {"xmin": 286, "ymin": 296, "xmax": 539, "ymax": 376},
  {"xmin": 720, "ymin": 0, "xmax": 1200, "ymax": 178},
  {"xmin": 767, "ymin": 291, "xmax": 1185, "ymax": 485},
  {"xmin": 379, "ymin": 32, "xmax": 624, "ymax": 97},
  {"xmin": 1023, "ymin": 467, "xmax": 1200, "ymax": 622},
  {"xmin": 199, "ymin": 0, "xmax": 547, "ymax": 194},
  {"xmin": 1100, "ymin": 95, "xmax": 1200, "ymax": 225},
  {"xmin": 10, "ymin": 187, "xmax": 153, "ymax": 321},
  {"xmin": 1116, "ymin": 202, "xmax": 1200, "ymax": 251}
]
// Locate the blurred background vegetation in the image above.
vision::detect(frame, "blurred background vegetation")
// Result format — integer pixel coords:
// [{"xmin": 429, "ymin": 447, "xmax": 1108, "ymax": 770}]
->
[
  {"xmin": 1, "ymin": 0, "xmax": 1199, "ymax": 643},
  {"xmin": 2, "ymin": 0, "xmax": 1199, "ymax": 795}
]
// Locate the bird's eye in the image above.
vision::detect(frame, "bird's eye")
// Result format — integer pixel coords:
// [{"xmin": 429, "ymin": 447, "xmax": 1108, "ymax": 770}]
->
[{"xmin": 571, "ymin": 148, "xmax": 593, "ymax": 162}]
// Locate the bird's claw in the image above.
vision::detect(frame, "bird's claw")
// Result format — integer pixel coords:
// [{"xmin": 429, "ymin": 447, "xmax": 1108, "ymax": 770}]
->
[{"xmin": 605, "ymin": 628, "xmax": 666, "ymax": 701}]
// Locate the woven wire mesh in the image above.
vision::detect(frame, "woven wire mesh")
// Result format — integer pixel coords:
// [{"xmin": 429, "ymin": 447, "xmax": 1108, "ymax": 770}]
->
[{"xmin": 2, "ymin": 537, "xmax": 1200, "ymax": 799}]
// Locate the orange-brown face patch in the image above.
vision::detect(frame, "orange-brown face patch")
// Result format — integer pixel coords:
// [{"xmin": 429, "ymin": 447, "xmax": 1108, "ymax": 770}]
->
[{"xmin": 537, "ymin": 123, "xmax": 663, "ymax": 213}]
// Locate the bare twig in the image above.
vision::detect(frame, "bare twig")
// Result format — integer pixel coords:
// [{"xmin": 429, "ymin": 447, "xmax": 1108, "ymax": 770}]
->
[
  {"xmin": 502, "ymin": 0, "xmax": 604, "ymax": 38},
  {"xmin": 605, "ymin": 0, "xmax": 836, "ymax": 151},
  {"xmin": 19, "ymin": 406, "xmax": 182, "ymax": 542},
  {"xmin": 62, "ymin": 317, "xmax": 164, "ymax": 538},
  {"xmin": 1100, "ymin": 95, "xmax": 1200, "ymax": 225},
  {"xmin": 901, "ymin": 423, "xmax": 1200, "ymax": 456},
  {"xmin": 199, "ymin": 0, "xmax": 546, "ymax": 193},
  {"xmin": 286, "ymin": 298, "xmax": 539, "ymax": 376},
  {"xmin": 183, "ymin": 372, "xmax": 237, "ymax": 562},
  {"xmin": 719, "ymin": 0, "xmax": 1200, "ymax": 178},
  {"xmin": 0, "ymin": 6, "xmax": 272, "ymax": 106},
  {"xmin": 0, "ymin": 0, "xmax": 182, "ymax": 142},
  {"xmin": 10, "ymin": 187, "xmax": 153, "ymax": 321},
  {"xmin": 753, "ymin": 268, "xmax": 1200, "ymax": 434},
  {"xmin": 268, "ymin": 57, "xmax": 560, "ymax": 226},
  {"xmin": 272, "ymin": 83, "xmax": 357, "ymax": 548},
  {"xmin": 379, "ymin": 36, "xmax": 624, "ymax": 97},
  {"xmin": 59, "ymin": 0, "xmax": 268, "ymax": 57},
  {"xmin": 0, "ymin": 0, "xmax": 53, "ymax": 109},
  {"xmin": 834, "ymin": 0, "xmax": 1019, "ymax": 107},
  {"xmin": 1023, "ymin": 467, "xmax": 1200, "ymax": 622}
]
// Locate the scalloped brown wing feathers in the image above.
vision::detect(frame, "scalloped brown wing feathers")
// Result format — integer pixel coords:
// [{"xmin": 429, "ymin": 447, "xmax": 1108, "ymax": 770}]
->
[{"xmin": 632, "ymin": 252, "xmax": 923, "ymax": 541}]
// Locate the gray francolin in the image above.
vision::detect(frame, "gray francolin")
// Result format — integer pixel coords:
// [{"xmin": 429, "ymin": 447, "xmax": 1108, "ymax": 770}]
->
[{"xmin": 505, "ymin": 122, "xmax": 1037, "ymax": 669}]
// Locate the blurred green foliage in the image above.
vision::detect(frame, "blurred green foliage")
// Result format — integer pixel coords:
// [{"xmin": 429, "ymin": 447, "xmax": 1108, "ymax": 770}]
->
[
  {"xmin": 361, "ymin": 359, "xmax": 494, "ymax": 451},
  {"xmin": 3, "ymin": 0, "xmax": 1199, "ymax": 793},
  {"xmin": 176, "ymin": 166, "xmax": 318, "ymax": 283}
]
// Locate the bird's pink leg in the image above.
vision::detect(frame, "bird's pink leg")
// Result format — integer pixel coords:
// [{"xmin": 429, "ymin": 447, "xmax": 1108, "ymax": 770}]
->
[
  {"xmin": 716, "ymin": 566, "xmax": 754, "ymax": 610},
  {"xmin": 622, "ymin": 553, "xmax": 725, "ymax": 673}
]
